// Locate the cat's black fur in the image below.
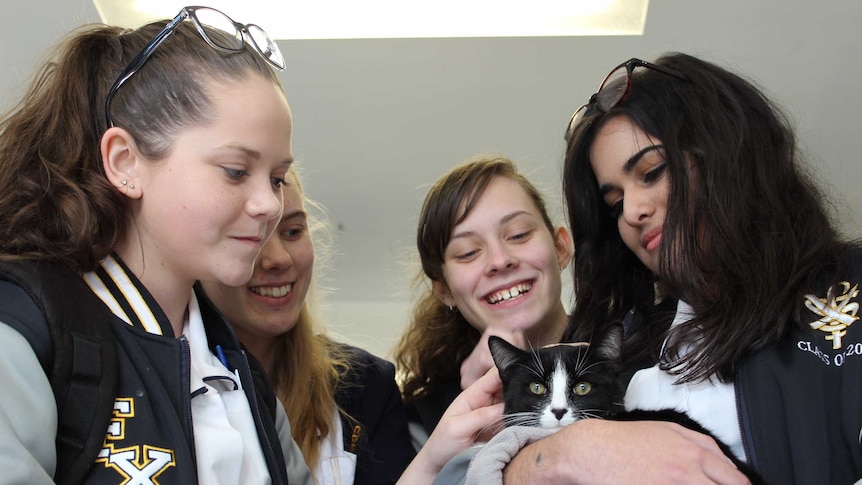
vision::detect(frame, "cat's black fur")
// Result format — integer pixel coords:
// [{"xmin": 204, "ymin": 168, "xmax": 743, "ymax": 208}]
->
[{"xmin": 488, "ymin": 325, "xmax": 766, "ymax": 484}]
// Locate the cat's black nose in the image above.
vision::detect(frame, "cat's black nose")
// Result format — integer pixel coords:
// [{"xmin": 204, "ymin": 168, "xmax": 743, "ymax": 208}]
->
[{"xmin": 551, "ymin": 408, "xmax": 567, "ymax": 420}]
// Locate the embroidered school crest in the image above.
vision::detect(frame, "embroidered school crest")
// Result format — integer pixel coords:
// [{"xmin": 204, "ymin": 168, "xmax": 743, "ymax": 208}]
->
[{"xmin": 804, "ymin": 282, "xmax": 859, "ymax": 350}]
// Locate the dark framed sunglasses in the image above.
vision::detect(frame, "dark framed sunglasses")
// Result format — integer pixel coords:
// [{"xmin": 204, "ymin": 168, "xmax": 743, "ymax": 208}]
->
[
  {"xmin": 105, "ymin": 6, "xmax": 285, "ymax": 127},
  {"xmin": 564, "ymin": 58, "xmax": 689, "ymax": 141}
]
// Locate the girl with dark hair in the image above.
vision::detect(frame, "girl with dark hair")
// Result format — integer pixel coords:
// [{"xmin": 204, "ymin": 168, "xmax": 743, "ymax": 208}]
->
[
  {"xmin": 0, "ymin": 7, "xmax": 312, "ymax": 484},
  {"xmin": 393, "ymin": 155, "xmax": 572, "ymax": 446},
  {"xmin": 552, "ymin": 53, "xmax": 862, "ymax": 484},
  {"xmin": 439, "ymin": 53, "xmax": 862, "ymax": 484}
]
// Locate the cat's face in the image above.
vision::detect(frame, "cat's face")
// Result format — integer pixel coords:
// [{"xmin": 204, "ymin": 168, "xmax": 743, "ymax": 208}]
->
[{"xmin": 488, "ymin": 325, "xmax": 623, "ymax": 429}]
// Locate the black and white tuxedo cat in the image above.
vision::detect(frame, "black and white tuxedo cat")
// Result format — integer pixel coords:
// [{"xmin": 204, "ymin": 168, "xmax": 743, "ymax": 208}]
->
[{"xmin": 487, "ymin": 325, "xmax": 766, "ymax": 484}]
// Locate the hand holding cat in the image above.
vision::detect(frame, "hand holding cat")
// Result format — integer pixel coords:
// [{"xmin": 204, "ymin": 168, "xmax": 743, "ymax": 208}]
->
[
  {"xmin": 397, "ymin": 369, "xmax": 505, "ymax": 485},
  {"xmin": 461, "ymin": 327, "xmax": 526, "ymax": 390},
  {"xmin": 501, "ymin": 418, "xmax": 751, "ymax": 485}
]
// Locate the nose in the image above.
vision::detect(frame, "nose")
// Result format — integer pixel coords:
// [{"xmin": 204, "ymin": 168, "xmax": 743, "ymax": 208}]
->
[
  {"xmin": 256, "ymin": 232, "xmax": 292, "ymax": 271},
  {"xmin": 621, "ymin": 189, "xmax": 654, "ymax": 226},
  {"xmin": 485, "ymin": 242, "xmax": 518, "ymax": 275},
  {"xmin": 248, "ymin": 179, "xmax": 283, "ymax": 222},
  {"xmin": 551, "ymin": 408, "xmax": 567, "ymax": 421}
]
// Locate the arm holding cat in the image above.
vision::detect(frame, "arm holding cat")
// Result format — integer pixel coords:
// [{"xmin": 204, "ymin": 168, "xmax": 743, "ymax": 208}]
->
[
  {"xmin": 397, "ymin": 369, "xmax": 505, "ymax": 485},
  {"xmin": 502, "ymin": 419, "xmax": 751, "ymax": 485}
]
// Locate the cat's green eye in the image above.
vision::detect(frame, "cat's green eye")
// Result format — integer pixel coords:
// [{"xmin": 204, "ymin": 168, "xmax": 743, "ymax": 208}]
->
[
  {"xmin": 529, "ymin": 382, "xmax": 546, "ymax": 395},
  {"xmin": 574, "ymin": 382, "xmax": 592, "ymax": 396}
]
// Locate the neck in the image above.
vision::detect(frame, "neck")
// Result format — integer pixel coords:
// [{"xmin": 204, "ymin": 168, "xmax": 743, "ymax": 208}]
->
[
  {"xmin": 234, "ymin": 328, "xmax": 276, "ymax": 376},
  {"xmin": 524, "ymin": 302, "xmax": 568, "ymax": 347},
  {"xmin": 115, "ymin": 241, "xmax": 193, "ymax": 338}
]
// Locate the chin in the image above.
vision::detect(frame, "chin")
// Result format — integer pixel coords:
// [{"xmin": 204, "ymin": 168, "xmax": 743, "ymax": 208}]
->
[
  {"xmin": 500, "ymin": 310, "xmax": 545, "ymax": 331},
  {"xmin": 216, "ymin": 267, "xmax": 255, "ymax": 288}
]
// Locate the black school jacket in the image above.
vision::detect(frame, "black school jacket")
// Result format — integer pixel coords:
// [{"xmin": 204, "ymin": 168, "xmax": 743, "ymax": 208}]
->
[
  {"xmin": 624, "ymin": 249, "xmax": 862, "ymax": 484},
  {"xmin": 0, "ymin": 260, "xmax": 290, "ymax": 484},
  {"xmin": 333, "ymin": 343, "xmax": 416, "ymax": 485}
]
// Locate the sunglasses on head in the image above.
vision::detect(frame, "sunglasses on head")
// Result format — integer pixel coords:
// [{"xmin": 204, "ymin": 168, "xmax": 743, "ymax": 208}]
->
[
  {"xmin": 105, "ymin": 6, "xmax": 285, "ymax": 128},
  {"xmin": 564, "ymin": 58, "xmax": 689, "ymax": 142}
]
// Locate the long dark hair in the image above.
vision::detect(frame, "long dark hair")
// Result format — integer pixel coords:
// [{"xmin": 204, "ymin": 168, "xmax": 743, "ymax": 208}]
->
[
  {"xmin": 0, "ymin": 20, "xmax": 280, "ymax": 272},
  {"xmin": 563, "ymin": 52, "xmax": 854, "ymax": 382}
]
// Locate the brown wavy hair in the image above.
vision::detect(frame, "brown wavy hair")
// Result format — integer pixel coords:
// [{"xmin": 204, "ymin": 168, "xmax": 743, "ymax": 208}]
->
[
  {"xmin": 394, "ymin": 155, "xmax": 557, "ymax": 402},
  {"xmin": 0, "ymin": 19, "xmax": 280, "ymax": 272}
]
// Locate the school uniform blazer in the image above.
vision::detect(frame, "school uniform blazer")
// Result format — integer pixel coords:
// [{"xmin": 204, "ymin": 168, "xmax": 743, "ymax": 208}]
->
[{"xmin": 332, "ymin": 342, "xmax": 416, "ymax": 485}]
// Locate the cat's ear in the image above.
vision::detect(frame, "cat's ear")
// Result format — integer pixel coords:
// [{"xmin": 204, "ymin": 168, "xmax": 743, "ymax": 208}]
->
[
  {"xmin": 488, "ymin": 336, "xmax": 521, "ymax": 374},
  {"xmin": 591, "ymin": 322, "xmax": 623, "ymax": 364}
]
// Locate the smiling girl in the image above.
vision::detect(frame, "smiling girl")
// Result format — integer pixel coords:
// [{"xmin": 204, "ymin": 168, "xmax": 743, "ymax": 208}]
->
[
  {"xmin": 393, "ymin": 156, "xmax": 572, "ymax": 446},
  {"xmin": 201, "ymin": 168, "xmax": 415, "ymax": 485},
  {"xmin": 0, "ymin": 7, "xmax": 311, "ymax": 484}
]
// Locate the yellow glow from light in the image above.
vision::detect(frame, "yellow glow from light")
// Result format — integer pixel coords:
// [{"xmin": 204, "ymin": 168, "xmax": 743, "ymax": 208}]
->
[{"xmin": 92, "ymin": 0, "xmax": 647, "ymax": 39}]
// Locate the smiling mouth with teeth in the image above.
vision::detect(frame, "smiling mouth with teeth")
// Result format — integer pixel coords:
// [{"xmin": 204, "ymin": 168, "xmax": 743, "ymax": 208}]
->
[
  {"xmin": 487, "ymin": 282, "xmax": 532, "ymax": 304},
  {"xmin": 249, "ymin": 284, "xmax": 292, "ymax": 298}
]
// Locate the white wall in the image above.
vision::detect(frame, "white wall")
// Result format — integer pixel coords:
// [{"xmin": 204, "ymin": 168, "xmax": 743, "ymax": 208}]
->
[
  {"xmin": 0, "ymin": 1, "xmax": 100, "ymax": 112},
  {"xmin": 324, "ymin": 300, "xmax": 412, "ymax": 359}
]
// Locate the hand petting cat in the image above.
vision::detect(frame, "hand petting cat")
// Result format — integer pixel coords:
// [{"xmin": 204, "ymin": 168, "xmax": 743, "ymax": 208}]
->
[
  {"xmin": 460, "ymin": 327, "xmax": 526, "ymax": 390},
  {"xmin": 397, "ymin": 369, "xmax": 504, "ymax": 485}
]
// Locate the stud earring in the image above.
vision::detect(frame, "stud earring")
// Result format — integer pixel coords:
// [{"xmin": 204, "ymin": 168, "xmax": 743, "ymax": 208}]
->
[
  {"xmin": 121, "ymin": 179, "xmax": 127, "ymax": 186},
  {"xmin": 129, "ymin": 183, "xmax": 135, "ymax": 189}
]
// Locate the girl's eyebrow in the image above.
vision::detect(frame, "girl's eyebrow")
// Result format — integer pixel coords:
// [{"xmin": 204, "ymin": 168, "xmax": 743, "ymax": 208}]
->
[
  {"xmin": 598, "ymin": 144, "xmax": 664, "ymax": 196},
  {"xmin": 219, "ymin": 143, "xmax": 294, "ymax": 167},
  {"xmin": 220, "ymin": 143, "xmax": 260, "ymax": 159},
  {"xmin": 280, "ymin": 209, "xmax": 307, "ymax": 223}
]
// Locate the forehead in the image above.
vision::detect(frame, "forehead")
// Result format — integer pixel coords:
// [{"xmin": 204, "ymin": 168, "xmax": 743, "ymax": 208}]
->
[
  {"xmin": 589, "ymin": 116, "xmax": 660, "ymax": 178},
  {"xmin": 282, "ymin": 176, "xmax": 304, "ymax": 212},
  {"xmin": 456, "ymin": 176, "xmax": 540, "ymax": 227}
]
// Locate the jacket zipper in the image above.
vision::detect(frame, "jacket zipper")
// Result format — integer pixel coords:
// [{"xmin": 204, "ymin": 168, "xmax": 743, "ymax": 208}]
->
[
  {"xmin": 237, "ymin": 348, "xmax": 288, "ymax": 485},
  {"xmin": 734, "ymin": 376, "xmax": 757, "ymax": 468},
  {"xmin": 180, "ymin": 335, "xmax": 199, "ymax": 481}
]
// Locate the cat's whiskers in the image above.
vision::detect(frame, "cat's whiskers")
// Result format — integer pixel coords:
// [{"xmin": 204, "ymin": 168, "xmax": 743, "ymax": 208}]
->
[
  {"xmin": 575, "ymin": 407, "xmax": 611, "ymax": 419},
  {"xmin": 571, "ymin": 346, "xmax": 592, "ymax": 375},
  {"xmin": 477, "ymin": 419, "xmax": 508, "ymax": 438},
  {"xmin": 576, "ymin": 358, "xmax": 613, "ymax": 375},
  {"xmin": 515, "ymin": 362, "xmax": 545, "ymax": 381},
  {"xmin": 502, "ymin": 412, "xmax": 542, "ymax": 428},
  {"xmin": 528, "ymin": 345, "xmax": 545, "ymax": 376}
]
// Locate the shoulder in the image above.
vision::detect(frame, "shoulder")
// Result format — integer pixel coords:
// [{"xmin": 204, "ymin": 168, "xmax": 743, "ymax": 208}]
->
[
  {"xmin": 843, "ymin": 246, "xmax": 862, "ymax": 273},
  {"xmin": 330, "ymin": 340, "xmax": 396, "ymax": 384},
  {"xmin": 0, "ymin": 266, "xmax": 53, "ymax": 370},
  {"xmin": 326, "ymin": 340, "xmax": 401, "ymax": 414},
  {"xmin": 405, "ymin": 379, "xmax": 462, "ymax": 436}
]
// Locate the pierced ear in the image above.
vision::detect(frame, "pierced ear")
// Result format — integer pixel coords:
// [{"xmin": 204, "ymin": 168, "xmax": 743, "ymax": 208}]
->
[
  {"xmin": 431, "ymin": 279, "xmax": 455, "ymax": 308},
  {"xmin": 488, "ymin": 336, "xmax": 522, "ymax": 375},
  {"xmin": 554, "ymin": 226, "xmax": 573, "ymax": 271},
  {"xmin": 101, "ymin": 126, "xmax": 142, "ymax": 199}
]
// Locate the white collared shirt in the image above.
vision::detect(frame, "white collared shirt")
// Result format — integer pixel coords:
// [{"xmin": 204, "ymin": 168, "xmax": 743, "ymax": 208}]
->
[
  {"xmin": 624, "ymin": 300, "xmax": 746, "ymax": 461},
  {"xmin": 184, "ymin": 292, "xmax": 271, "ymax": 485},
  {"xmin": 313, "ymin": 410, "xmax": 357, "ymax": 485}
]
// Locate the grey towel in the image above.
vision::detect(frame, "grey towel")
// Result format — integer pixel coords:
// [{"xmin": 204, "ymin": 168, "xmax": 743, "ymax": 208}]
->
[{"xmin": 464, "ymin": 426, "xmax": 557, "ymax": 485}]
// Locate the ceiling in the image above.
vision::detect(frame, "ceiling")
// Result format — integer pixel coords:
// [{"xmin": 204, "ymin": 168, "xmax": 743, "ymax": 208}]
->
[
  {"xmin": 3, "ymin": 0, "xmax": 862, "ymax": 310},
  {"xmin": 91, "ymin": 0, "xmax": 650, "ymax": 39}
]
